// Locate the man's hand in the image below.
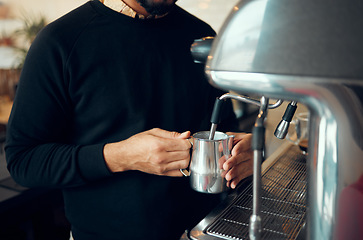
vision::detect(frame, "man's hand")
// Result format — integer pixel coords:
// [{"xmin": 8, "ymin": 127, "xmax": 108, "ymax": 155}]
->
[
  {"xmin": 103, "ymin": 128, "xmax": 191, "ymax": 176},
  {"xmin": 221, "ymin": 132, "xmax": 253, "ymax": 189}
]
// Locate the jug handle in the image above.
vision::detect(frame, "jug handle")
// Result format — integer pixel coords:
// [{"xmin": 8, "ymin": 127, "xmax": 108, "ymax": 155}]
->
[
  {"xmin": 180, "ymin": 168, "xmax": 190, "ymax": 177},
  {"xmin": 180, "ymin": 138, "xmax": 193, "ymax": 177}
]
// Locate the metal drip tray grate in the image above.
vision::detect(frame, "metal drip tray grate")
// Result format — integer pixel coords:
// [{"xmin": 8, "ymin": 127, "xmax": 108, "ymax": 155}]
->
[{"xmin": 206, "ymin": 146, "xmax": 307, "ymax": 239}]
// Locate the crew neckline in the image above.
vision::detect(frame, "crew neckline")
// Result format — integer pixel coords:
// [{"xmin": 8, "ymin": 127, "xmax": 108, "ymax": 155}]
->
[
  {"xmin": 100, "ymin": 0, "xmax": 168, "ymax": 19},
  {"xmin": 89, "ymin": 0, "xmax": 175, "ymax": 24}
]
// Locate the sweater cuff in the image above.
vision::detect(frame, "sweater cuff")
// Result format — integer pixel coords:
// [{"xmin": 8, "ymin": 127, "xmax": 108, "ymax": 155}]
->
[{"xmin": 77, "ymin": 143, "xmax": 113, "ymax": 181}]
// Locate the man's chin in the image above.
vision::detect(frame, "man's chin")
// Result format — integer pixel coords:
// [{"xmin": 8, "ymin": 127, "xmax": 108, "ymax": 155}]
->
[{"xmin": 137, "ymin": 0, "xmax": 178, "ymax": 16}]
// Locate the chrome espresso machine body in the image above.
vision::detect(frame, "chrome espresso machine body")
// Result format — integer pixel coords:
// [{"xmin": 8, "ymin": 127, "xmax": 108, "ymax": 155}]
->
[{"xmin": 191, "ymin": 0, "xmax": 363, "ymax": 239}]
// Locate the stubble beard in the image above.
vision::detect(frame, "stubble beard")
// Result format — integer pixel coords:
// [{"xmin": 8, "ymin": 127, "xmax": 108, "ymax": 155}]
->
[{"xmin": 136, "ymin": 0, "xmax": 178, "ymax": 16}]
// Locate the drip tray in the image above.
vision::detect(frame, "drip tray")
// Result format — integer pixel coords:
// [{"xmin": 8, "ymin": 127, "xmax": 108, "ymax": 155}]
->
[{"xmin": 189, "ymin": 145, "xmax": 307, "ymax": 240}]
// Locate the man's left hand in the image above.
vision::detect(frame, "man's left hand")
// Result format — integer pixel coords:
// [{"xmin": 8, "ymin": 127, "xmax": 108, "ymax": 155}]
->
[{"xmin": 221, "ymin": 132, "xmax": 253, "ymax": 189}]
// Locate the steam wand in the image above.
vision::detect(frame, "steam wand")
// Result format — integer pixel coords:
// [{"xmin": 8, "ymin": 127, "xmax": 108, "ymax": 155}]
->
[
  {"xmin": 208, "ymin": 93, "xmax": 281, "ymax": 238},
  {"xmin": 208, "ymin": 93, "xmax": 296, "ymax": 239},
  {"xmin": 208, "ymin": 93, "xmax": 283, "ymax": 140},
  {"xmin": 249, "ymin": 96, "xmax": 269, "ymax": 240}
]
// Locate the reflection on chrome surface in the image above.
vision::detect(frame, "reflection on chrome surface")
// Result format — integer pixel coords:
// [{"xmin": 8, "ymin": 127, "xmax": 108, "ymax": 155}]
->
[
  {"xmin": 203, "ymin": 0, "xmax": 363, "ymax": 238},
  {"xmin": 206, "ymin": 70, "xmax": 363, "ymax": 239}
]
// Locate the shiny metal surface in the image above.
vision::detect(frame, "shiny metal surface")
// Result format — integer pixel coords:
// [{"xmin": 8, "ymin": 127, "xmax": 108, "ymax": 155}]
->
[
  {"xmin": 249, "ymin": 96, "xmax": 269, "ymax": 240},
  {"xmin": 206, "ymin": 0, "xmax": 363, "ymax": 78},
  {"xmin": 187, "ymin": 144, "xmax": 307, "ymax": 240},
  {"xmin": 218, "ymin": 93, "xmax": 283, "ymax": 109},
  {"xmin": 205, "ymin": 0, "xmax": 363, "ymax": 238},
  {"xmin": 208, "ymin": 123, "xmax": 217, "ymax": 140},
  {"xmin": 186, "ymin": 131, "xmax": 234, "ymax": 194},
  {"xmin": 274, "ymin": 101, "xmax": 298, "ymax": 139},
  {"xmin": 274, "ymin": 120, "xmax": 290, "ymax": 139},
  {"xmin": 208, "ymin": 92, "xmax": 282, "ymax": 140},
  {"xmin": 207, "ymin": 69, "xmax": 363, "ymax": 240}
]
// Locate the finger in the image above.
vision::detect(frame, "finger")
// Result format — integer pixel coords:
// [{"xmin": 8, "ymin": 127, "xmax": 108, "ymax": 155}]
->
[
  {"xmin": 149, "ymin": 130, "xmax": 191, "ymax": 151},
  {"xmin": 165, "ymin": 139, "xmax": 192, "ymax": 152},
  {"xmin": 220, "ymin": 169, "xmax": 227, "ymax": 178},
  {"xmin": 227, "ymin": 132, "xmax": 249, "ymax": 141},
  {"xmin": 230, "ymin": 175, "xmax": 250, "ymax": 189},
  {"xmin": 231, "ymin": 136, "xmax": 252, "ymax": 155},
  {"xmin": 151, "ymin": 136, "xmax": 191, "ymax": 152},
  {"xmin": 177, "ymin": 131, "xmax": 191, "ymax": 139},
  {"xmin": 224, "ymin": 160, "xmax": 253, "ymax": 188},
  {"xmin": 223, "ymin": 151, "xmax": 252, "ymax": 171},
  {"xmin": 218, "ymin": 155, "xmax": 228, "ymax": 169},
  {"xmin": 161, "ymin": 149, "xmax": 190, "ymax": 164},
  {"xmin": 149, "ymin": 128, "xmax": 190, "ymax": 140},
  {"xmin": 153, "ymin": 157, "xmax": 190, "ymax": 175}
]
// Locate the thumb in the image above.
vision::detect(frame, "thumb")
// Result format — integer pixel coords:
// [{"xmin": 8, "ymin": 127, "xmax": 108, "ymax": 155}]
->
[
  {"xmin": 149, "ymin": 128, "xmax": 190, "ymax": 139},
  {"xmin": 177, "ymin": 131, "xmax": 191, "ymax": 139}
]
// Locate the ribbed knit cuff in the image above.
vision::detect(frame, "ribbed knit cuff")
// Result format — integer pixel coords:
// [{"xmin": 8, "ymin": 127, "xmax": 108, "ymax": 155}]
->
[{"xmin": 77, "ymin": 143, "xmax": 113, "ymax": 181}]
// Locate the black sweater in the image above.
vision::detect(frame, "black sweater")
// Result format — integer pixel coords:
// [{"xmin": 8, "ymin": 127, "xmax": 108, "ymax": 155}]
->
[{"xmin": 6, "ymin": 1, "xmax": 237, "ymax": 239}]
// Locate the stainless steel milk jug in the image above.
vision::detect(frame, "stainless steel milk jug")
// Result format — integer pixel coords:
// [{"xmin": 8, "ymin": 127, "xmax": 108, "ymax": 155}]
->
[{"xmin": 181, "ymin": 131, "xmax": 234, "ymax": 194}]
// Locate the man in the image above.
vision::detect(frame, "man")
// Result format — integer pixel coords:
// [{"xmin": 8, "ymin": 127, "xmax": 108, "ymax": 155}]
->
[{"xmin": 6, "ymin": 0, "xmax": 253, "ymax": 239}]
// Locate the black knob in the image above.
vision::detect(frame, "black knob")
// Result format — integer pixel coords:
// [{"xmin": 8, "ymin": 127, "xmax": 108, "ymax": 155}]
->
[{"xmin": 190, "ymin": 37, "xmax": 214, "ymax": 64}]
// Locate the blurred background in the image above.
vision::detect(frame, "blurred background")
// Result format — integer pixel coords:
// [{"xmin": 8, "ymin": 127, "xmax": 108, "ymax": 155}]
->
[{"xmin": 0, "ymin": 0, "xmax": 238, "ymax": 68}]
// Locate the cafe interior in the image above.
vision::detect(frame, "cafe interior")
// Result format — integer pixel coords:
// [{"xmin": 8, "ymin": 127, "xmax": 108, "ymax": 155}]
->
[{"xmin": 0, "ymin": 0, "xmax": 362, "ymax": 240}]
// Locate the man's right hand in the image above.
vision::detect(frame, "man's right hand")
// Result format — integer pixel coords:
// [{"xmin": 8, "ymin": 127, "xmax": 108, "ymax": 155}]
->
[{"xmin": 103, "ymin": 128, "xmax": 191, "ymax": 177}]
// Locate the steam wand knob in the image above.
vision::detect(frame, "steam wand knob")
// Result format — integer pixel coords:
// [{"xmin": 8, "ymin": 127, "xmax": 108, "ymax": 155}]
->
[{"xmin": 274, "ymin": 101, "xmax": 298, "ymax": 139}]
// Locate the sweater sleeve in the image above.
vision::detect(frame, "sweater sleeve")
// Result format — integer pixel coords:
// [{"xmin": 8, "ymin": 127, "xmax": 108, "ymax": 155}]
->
[{"xmin": 5, "ymin": 23, "xmax": 112, "ymax": 189}]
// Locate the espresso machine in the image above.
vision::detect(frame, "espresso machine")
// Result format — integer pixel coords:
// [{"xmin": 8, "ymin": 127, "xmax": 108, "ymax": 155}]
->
[{"xmin": 183, "ymin": 0, "xmax": 363, "ymax": 239}]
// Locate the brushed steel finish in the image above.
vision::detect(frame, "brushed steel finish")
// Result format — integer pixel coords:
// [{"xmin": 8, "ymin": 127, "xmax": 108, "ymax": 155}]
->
[
  {"xmin": 185, "ymin": 131, "xmax": 234, "ymax": 194},
  {"xmin": 206, "ymin": 72, "xmax": 363, "ymax": 240},
  {"xmin": 187, "ymin": 144, "xmax": 307, "ymax": 240},
  {"xmin": 206, "ymin": 0, "xmax": 363, "ymax": 79},
  {"xmin": 204, "ymin": 0, "xmax": 363, "ymax": 239}
]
